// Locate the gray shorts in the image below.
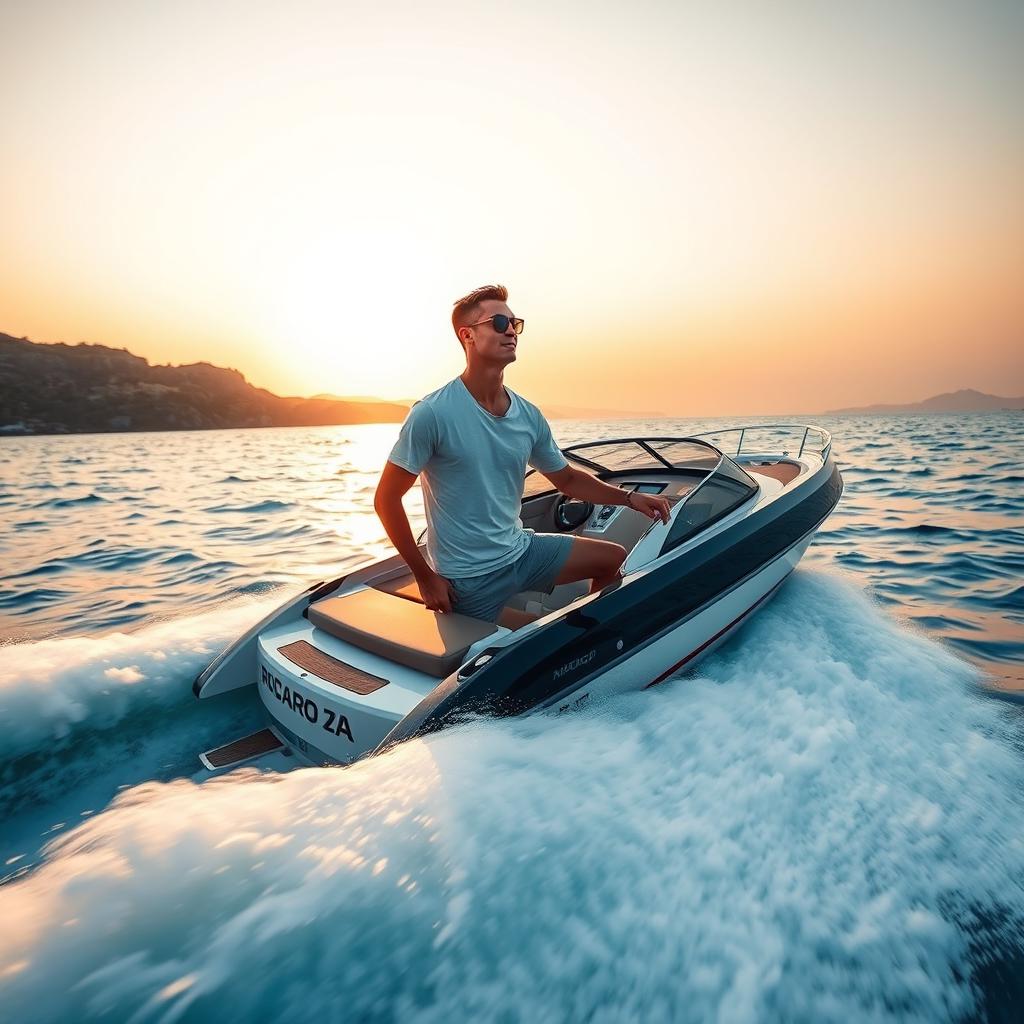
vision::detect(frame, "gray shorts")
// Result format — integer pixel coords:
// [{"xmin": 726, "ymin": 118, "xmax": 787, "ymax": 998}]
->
[{"xmin": 449, "ymin": 532, "xmax": 576, "ymax": 623}]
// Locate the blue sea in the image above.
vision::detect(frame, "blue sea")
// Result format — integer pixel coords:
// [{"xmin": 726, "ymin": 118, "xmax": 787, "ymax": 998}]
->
[{"xmin": 1, "ymin": 413, "xmax": 1022, "ymax": 1022}]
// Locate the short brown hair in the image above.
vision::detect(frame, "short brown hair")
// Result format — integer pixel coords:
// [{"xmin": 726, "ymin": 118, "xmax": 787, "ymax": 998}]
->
[{"xmin": 451, "ymin": 284, "xmax": 508, "ymax": 344}]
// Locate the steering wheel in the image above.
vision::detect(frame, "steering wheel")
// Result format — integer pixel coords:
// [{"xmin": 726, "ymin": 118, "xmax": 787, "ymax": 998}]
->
[{"xmin": 554, "ymin": 493, "xmax": 594, "ymax": 532}]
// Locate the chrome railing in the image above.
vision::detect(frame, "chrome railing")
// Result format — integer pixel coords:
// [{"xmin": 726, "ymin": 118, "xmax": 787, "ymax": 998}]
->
[{"xmin": 692, "ymin": 424, "xmax": 832, "ymax": 461}]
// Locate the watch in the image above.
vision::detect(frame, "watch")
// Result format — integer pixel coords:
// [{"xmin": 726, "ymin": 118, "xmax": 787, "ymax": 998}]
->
[{"xmin": 623, "ymin": 489, "xmax": 636, "ymax": 509}]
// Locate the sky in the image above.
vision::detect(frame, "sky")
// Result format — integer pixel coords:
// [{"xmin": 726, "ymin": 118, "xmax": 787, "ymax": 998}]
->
[{"xmin": 1, "ymin": 0, "xmax": 1022, "ymax": 416}]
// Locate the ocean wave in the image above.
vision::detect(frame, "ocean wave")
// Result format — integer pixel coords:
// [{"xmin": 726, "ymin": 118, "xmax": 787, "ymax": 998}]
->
[
  {"xmin": 10, "ymin": 563, "xmax": 69, "ymax": 579},
  {"xmin": 34, "ymin": 493, "xmax": 107, "ymax": 509},
  {"xmin": 202, "ymin": 500, "xmax": 293, "ymax": 515},
  {"xmin": 0, "ymin": 587, "xmax": 71, "ymax": 610},
  {"xmin": 0, "ymin": 598, "xmax": 280, "ymax": 768},
  {"xmin": 996, "ymin": 584, "xmax": 1024, "ymax": 610},
  {"xmin": 159, "ymin": 552, "xmax": 203, "ymax": 566}
]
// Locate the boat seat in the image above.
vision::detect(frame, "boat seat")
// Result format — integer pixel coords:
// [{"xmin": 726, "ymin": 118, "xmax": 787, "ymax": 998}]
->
[{"xmin": 308, "ymin": 588, "xmax": 499, "ymax": 678}]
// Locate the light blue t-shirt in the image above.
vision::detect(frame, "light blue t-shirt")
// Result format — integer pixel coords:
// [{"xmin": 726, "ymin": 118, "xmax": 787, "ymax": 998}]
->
[{"xmin": 388, "ymin": 377, "xmax": 568, "ymax": 579}]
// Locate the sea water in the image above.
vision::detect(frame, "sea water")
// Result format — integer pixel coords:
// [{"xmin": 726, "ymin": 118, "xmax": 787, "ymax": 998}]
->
[{"xmin": 0, "ymin": 414, "xmax": 1022, "ymax": 1022}]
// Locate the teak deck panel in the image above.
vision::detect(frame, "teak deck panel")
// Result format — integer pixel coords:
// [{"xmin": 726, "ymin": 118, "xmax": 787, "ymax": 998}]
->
[{"xmin": 278, "ymin": 640, "xmax": 389, "ymax": 695}]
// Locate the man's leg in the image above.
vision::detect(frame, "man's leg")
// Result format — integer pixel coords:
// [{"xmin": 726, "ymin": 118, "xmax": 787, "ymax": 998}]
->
[{"xmin": 552, "ymin": 537, "xmax": 627, "ymax": 594}]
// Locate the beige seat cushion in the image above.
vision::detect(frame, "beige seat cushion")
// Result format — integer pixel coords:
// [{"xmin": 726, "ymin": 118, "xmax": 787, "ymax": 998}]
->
[{"xmin": 308, "ymin": 588, "xmax": 498, "ymax": 678}]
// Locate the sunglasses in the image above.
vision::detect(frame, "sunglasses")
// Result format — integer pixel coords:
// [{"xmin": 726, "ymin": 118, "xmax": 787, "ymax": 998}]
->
[{"xmin": 465, "ymin": 314, "xmax": 525, "ymax": 336}]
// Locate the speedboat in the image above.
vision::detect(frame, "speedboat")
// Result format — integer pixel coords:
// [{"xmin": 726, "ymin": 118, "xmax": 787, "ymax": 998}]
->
[{"xmin": 195, "ymin": 425, "xmax": 842, "ymax": 770}]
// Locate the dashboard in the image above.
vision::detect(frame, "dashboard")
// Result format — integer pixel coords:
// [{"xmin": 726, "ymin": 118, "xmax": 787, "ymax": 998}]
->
[{"xmin": 581, "ymin": 476, "xmax": 693, "ymax": 539}]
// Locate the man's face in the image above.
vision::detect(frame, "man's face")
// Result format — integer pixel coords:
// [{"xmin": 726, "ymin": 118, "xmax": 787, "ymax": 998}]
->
[{"xmin": 463, "ymin": 299, "xmax": 518, "ymax": 366}]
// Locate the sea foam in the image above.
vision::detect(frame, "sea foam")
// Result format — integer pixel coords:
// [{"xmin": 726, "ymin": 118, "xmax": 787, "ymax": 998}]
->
[
  {"xmin": 0, "ymin": 598, "xmax": 280, "ymax": 765},
  {"xmin": 1, "ymin": 573, "xmax": 1023, "ymax": 1022}
]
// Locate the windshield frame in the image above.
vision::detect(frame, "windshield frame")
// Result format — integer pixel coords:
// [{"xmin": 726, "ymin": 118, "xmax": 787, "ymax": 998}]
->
[{"xmin": 522, "ymin": 435, "xmax": 730, "ymax": 500}]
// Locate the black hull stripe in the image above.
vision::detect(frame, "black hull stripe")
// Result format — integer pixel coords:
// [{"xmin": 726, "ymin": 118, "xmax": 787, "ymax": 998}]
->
[
  {"xmin": 589, "ymin": 502, "xmax": 835, "ymax": 705},
  {"xmin": 644, "ymin": 572, "xmax": 791, "ymax": 688}
]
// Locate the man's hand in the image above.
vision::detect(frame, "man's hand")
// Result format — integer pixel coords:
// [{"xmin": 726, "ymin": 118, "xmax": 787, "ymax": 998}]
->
[
  {"xmin": 629, "ymin": 492, "xmax": 672, "ymax": 524},
  {"xmin": 416, "ymin": 568, "xmax": 456, "ymax": 613},
  {"xmin": 542, "ymin": 466, "xmax": 673, "ymax": 526}
]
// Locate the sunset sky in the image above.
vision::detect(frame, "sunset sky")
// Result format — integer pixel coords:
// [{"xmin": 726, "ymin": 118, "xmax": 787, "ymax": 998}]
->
[{"xmin": 1, "ymin": 0, "xmax": 1021, "ymax": 415}]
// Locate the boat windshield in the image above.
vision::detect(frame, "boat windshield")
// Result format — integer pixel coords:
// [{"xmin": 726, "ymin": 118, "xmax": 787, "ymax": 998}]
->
[
  {"xmin": 660, "ymin": 454, "xmax": 758, "ymax": 554},
  {"xmin": 521, "ymin": 437, "xmax": 723, "ymax": 499},
  {"xmin": 563, "ymin": 438, "xmax": 720, "ymax": 473}
]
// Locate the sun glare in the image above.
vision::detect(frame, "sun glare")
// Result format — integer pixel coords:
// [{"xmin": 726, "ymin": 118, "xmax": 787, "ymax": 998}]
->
[{"xmin": 262, "ymin": 230, "xmax": 461, "ymax": 399}]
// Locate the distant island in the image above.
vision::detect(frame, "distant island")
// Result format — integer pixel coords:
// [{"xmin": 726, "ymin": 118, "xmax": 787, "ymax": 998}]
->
[
  {"xmin": 0, "ymin": 333, "xmax": 659, "ymax": 436},
  {"xmin": 0, "ymin": 334, "xmax": 410, "ymax": 436},
  {"xmin": 826, "ymin": 389, "xmax": 1024, "ymax": 415}
]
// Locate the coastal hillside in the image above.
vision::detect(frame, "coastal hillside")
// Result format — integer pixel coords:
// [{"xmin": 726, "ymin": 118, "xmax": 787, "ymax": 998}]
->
[
  {"xmin": 0, "ymin": 334, "xmax": 410, "ymax": 435},
  {"xmin": 826, "ymin": 388, "xmax": 1024, "ymax": 414}
]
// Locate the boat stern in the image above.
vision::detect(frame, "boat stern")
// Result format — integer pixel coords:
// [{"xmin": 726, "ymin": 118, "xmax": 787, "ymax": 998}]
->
[{"xmin": 254, "ymin": 620, "xmax": 440, "ymax": 766}]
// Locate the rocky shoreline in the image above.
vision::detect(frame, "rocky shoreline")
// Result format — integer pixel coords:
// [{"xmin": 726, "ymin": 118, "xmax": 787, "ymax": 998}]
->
[{"xmin": 0, "ymin": 333, "xmax": 410, "ymax": 436}]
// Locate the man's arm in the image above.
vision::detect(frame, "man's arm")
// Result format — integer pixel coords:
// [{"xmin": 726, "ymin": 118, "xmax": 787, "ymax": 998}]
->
[
  {"xmin": 540, "ymin": 465, "xmax": 671, "ymax": 524},
  {"xmin": 373, "ymin": 462, "xmax": 455, "ymax": 612}
]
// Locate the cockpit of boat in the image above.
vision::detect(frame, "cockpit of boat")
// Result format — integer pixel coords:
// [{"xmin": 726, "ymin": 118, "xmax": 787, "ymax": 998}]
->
[
  {"xmin": 522, "ymin": 437, "xmax": 758, "ymax": 565},
  {"xmin": 358, "ymin": 434, "xmax": 809, "ymax": 628}
]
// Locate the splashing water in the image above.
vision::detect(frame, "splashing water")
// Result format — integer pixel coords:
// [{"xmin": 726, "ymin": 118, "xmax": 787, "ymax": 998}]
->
[{"xmin": 2, "ymin": 574, "xmax": 1023, "ymax": 1022}]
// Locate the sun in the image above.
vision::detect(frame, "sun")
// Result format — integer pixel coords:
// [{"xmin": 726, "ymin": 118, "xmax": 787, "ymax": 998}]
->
[{"xmin": 264, "ymin": 229, "xmax": 463, "ymax": 399}]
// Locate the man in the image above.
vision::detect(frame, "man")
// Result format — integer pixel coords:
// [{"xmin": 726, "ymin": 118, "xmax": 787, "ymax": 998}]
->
[{"xmin": 374, "ymin": 284, "xmax": 671, "ymax": 622}]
